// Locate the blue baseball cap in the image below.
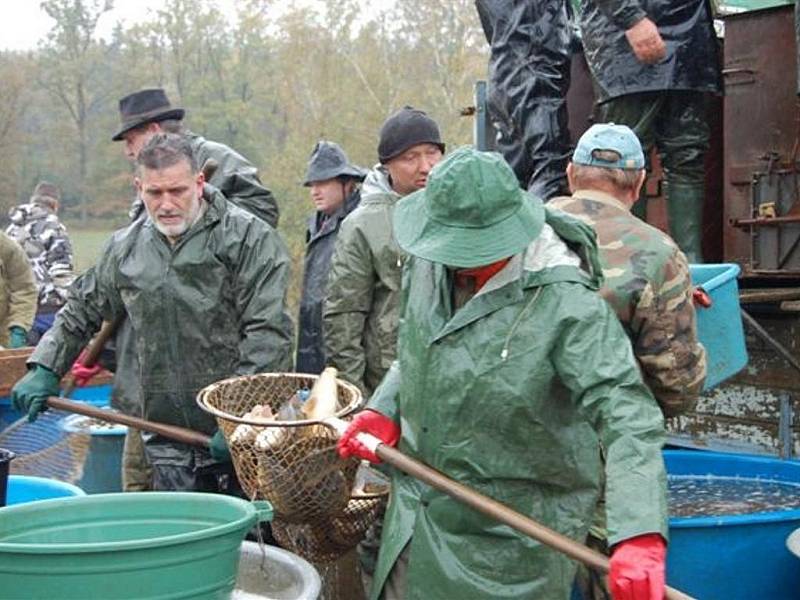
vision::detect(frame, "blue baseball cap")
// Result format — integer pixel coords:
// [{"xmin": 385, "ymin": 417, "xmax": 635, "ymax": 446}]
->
[{"xmin": 572, "ymin": 123, "xmax": 645, "ymax": 170}]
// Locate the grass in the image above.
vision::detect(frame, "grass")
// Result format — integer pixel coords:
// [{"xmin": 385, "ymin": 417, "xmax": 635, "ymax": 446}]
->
[{"xmin": 65, "ymin": 225, "xmax": 116, "ymax": 275}]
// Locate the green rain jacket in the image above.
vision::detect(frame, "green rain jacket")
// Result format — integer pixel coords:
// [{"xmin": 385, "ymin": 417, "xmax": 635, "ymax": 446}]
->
[
  {"xmin": 31, "ymin": 187, "xmax": 294, "ymax": 467},
  {"xmin": 367, "ymin": 209, "xmax": 669, "ymax": 599},
  {"xmin": 323, "ymin": 166, "xmax": 403, "ymax": 397}
]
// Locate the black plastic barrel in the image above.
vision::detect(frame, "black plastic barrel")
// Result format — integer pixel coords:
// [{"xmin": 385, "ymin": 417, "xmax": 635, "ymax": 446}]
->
[{"xmin": 0, "ymin": 448, "xmax": 15, "ymax": 507}]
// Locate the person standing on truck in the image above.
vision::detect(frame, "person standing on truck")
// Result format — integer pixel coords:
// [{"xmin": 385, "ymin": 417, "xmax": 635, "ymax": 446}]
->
[
  {"xmin": 579, "ymin": 0, "xmax": 722, "ymax": 262},
  {"xmin": 475, "ymin": 0, "xmax": 574, "ymax": 200}
]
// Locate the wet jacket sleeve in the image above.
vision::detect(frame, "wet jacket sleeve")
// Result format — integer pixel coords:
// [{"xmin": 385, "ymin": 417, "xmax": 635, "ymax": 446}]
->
[
  {"xmin": 552, "ymin": 293, "xmax": 668, "ymax": 546},
  {"xmin": 365, "ymin": 360, "xmax": 401, "ymax": 422},
  {"xmin": 202, "ymin": 141, "xmax": 280, "ymax": 229},
  {"xmin": 594, "ymin": 0, "xmax": 648, "ymax": 30},
  {"xmin": 323, "ymin": 221, "xmax": 374, "ymax": 394},
  {"xmin": 233, "ymin": 226, "xmax": 294, "ymax": 375},
  {"xmin": 2, "ymin": 234, "xmax": 37, "ymax": 332},
  {"xmin": 30, "ymin": 240, "xmax": 124, "ymax": 376},
  {"xmin": 631, "ymin": 249, "xmax": 707, "ymax": 417}
]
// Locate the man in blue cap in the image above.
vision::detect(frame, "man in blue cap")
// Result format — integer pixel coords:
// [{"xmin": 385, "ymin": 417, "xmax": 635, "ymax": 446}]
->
[
  {"xmin": 297, "ymin": 141, "xmax": 365, "ymax": 374},
  {"xmin": 551, "ymin": 123, "xmax": 706, "ymax": 418},
  {"xmin": 337, "ymin": 146, "xmax": 669, "ymax": 600},
  {"xmin": 551, "ymin": 123, "xmax": 706, "ymax": 599}
]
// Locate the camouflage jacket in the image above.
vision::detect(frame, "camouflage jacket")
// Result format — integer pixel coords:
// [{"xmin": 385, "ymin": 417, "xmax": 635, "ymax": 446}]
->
[
  {"xmin": 323, "ymin": 166, "xmax": 403, "ymax": 398},
  {"xmin": 549, "ymin": 189, "xmax": 706, "ymax": 416},
  {"xmin": 5, "ymin": 201, "xmax": 74, "ymax": 309},
  {"xmin": 0, "ymin": 231, "xmax": 37, "ymax": 346}
]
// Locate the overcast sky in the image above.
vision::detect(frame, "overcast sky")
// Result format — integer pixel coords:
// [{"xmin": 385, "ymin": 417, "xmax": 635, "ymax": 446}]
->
[{"xmin": 0, "ymin": 1, "xmax": 278, "ymax": 51}]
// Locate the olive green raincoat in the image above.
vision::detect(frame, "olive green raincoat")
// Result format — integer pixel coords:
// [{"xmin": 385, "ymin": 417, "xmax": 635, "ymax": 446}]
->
[
  {"xmin": 31, "ymin": 187, "xmax": 294, "ymax": 468},
  {"xmin": 0, "ymin": 231, "xmax": 37, "ymax": 347},
  {"xmin": 323, "ymin": 166, "xmax": 403, "ymax": 397},
  {"xmin": 367, "ymin": 210, "xmax": 668, "ymax": 599}
]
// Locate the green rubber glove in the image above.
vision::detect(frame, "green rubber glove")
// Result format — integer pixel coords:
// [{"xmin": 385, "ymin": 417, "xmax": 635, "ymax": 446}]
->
[
  {"xmin": 11, "ymin": 364, "xmax": 61, "ymax": 422},
  {"xmin": 8, "ymin": 326, "xmax": 28, "ymax": 349},
  {"xmin": 208, "ymin": 429, "xmax": 231, "ymax": 462}
]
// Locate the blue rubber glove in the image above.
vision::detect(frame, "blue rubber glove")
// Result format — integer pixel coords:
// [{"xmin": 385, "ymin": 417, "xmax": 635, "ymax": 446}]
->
[
  {"xmin": 8, "ymin": 326, "xmax": 28, "ymax": 349},
  {"xmin": 208, "ymin": 429, "xmax": 231, "ymax": 462},
  {"xmin": 11, "ymin": 364, "xmax": 61, "ymax": 422}
]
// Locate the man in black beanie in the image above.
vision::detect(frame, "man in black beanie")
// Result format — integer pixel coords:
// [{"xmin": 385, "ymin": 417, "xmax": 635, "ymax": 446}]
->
[
  {"xmin": 323, "ymin": 105, "xmax": 444, "ymax": 594},
  {"xmin": 324, "ymin": 106, "xmax": 445, "ymax": 397}
]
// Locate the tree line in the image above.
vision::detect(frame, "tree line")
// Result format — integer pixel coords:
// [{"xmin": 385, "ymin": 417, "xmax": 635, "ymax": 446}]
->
[{"xmin": 0, "ymin": 0, "xmax": 488, "ymax": 305}]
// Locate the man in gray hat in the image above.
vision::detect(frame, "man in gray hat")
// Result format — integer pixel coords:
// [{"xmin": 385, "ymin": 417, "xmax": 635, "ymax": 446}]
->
[
  {"xmin": 324, "ymin": 106, "xmax": 445, "ymax": 397},
  {"xmin": 5, "ymin": 181, "xmax": 75, "ymax": 344},
  {"xmin": 297, "ymin": 141, "xmax": 365, "ymax": 375},
  {"xmin": 337, "ymin": 147, "xmax": 669, "ymax": 600}
]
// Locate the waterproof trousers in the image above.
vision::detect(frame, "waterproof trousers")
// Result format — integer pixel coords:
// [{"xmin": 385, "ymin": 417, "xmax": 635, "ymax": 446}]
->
[
  {"xmin": 598, "ymin": 90, "xmax": 709, "ymax": 262},
  {"xmin": 476, "ymin": 0, "xmax": 573, "ymax": 200}
]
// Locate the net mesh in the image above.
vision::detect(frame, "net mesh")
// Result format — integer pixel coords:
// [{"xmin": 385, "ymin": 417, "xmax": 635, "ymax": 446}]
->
[
  {"xmin": 197, "ymin": 372, "xmax": 390, "ymax": 570},
  {"xmin": 198, "ymin": 373, "xmax": 363, "ymax": 522},
  {"xmin": 0, "ymin": 410, "xmax": 91, "ymax": 483}
]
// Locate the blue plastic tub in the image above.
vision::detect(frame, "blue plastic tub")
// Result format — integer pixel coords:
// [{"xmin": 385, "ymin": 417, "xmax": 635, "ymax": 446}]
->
[
  {"xmin": 689, "ymin": 263, "xmax": 748, "ymax": 389},
  {"xmin": 5, "ymin": 475, "xmax": 85, "ymax": 505},
  {"xmin": 0, "ymin": 383, "xmax": 112, "ymax": 431},
  {"xmin": 60, "ymin": 413, "xmax": 126, "ymax": 493},
  {"xmin": 665, "ymin": 450, "xmax": 800, "ymax": 600}
]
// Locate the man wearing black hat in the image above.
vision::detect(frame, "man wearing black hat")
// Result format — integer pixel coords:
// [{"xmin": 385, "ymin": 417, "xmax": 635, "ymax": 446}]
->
[
  {"xmin": 323, "ymin": 107, "xmax": 445, "ymax": 397},
  {"xmin": 111, "ymin": 88, "xmax": 279, "ymax": 228},
  {"xmin": 297, "ymin": 141, "xmax": 366, "ymax": 375}
]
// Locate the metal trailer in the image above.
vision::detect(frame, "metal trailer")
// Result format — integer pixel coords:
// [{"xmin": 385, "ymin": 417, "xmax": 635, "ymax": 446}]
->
[{"xmin": 474, "ymin": 0, "xmax": 800, "ymax": 458}]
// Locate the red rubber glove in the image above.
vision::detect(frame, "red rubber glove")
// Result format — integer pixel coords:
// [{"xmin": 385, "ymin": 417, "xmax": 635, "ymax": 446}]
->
[
  {"xmin": 70, "ymin": 350, "xmax": 103, "ymax": 387},
  {"xmin": 336, "ymin": 409, "xmax": 400, "ymax": 464},
  {"xmin": 609, "ymin": 533, "xmax": 666, "ymax": 600}
]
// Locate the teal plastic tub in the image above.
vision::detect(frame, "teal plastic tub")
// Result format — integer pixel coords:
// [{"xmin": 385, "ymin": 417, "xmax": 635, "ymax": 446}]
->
[
  {"xmin": 0, "ymin": 492, "xmax": 273, "ymax": 600},
  {"xmin": 689, "ymin": 263, "xmax": 748, "ymax": 389},
  {"xmin": 6, "ymin": 475, "xmax": 85, "ymax": 505}
]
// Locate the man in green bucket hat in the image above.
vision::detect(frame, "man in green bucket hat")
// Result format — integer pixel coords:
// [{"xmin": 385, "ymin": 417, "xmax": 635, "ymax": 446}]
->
[{"xmin": 338, "ymin": 147, "xmax": 669, "ymax": 600}]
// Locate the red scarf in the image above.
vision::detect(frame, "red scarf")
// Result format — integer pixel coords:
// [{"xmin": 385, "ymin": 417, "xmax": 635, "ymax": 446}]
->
[{"xmin": 454, "ymin": 258, "xmax": 512, "ymax": 293}]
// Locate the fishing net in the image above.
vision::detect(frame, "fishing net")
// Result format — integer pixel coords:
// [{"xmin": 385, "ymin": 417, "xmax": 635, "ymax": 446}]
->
[
  {"xmin": 271, "ymin": 485, "xmax": 389, "ymax": 563},
  {"xmin": 0, "ymin": 410, "xmax": 91, "ymax": 483},
  {"xmin": 197, "ymin": 372, "xmax": 364, "ymax": 523}
]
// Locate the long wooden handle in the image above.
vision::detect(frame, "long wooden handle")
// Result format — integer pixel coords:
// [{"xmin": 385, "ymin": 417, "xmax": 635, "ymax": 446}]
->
[
  {"xmin": 61, "ymin": 315, "xmax": 124, "ymax": 397},
  {"xmin": 325, "ymin": 418, "xmax": 694, "ymax": 600},
  {"xmin": 47, "ymin": 396, "xmax": 211, "ymax": 447}
]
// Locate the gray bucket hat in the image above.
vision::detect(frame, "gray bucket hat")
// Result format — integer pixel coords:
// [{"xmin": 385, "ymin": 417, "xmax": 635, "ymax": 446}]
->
[
  {"xmin": 394, "ymin": 146, "xmax": 544, "ymax": 268},
  {"xmin": 303, "ymin": 141, "xmax": 367, "ymax": 186},
  {"xmin": 112, "ymin": 88, "xmax": 185, "ymax": 141}
]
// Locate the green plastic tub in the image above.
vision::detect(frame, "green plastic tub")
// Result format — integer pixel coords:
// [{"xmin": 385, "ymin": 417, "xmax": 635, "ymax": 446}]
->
[{"xmin": 0, "ymin": 492, "xmax": 273, "ymax": 600}]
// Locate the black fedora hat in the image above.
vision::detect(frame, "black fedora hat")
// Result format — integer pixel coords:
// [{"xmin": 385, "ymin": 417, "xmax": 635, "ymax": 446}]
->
[{"xmin": 111, "ymin": 88, "xmax": 185, "ymax": 141}]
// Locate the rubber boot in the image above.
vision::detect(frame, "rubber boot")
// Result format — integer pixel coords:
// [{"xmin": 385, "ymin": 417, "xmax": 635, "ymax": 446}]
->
[{"xmin": 666, "ymin": 182, "xmax": 704, "ymax": 263}]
